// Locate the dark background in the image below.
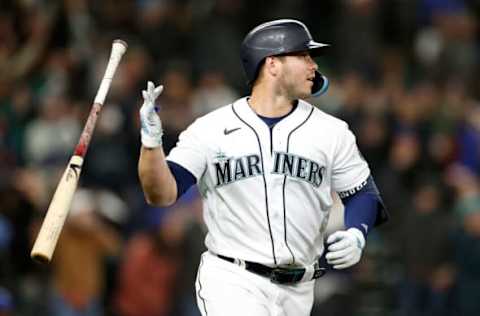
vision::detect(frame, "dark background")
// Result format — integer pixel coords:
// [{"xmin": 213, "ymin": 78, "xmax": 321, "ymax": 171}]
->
[{"xmin": 1, "ymin": 0, "xmax": 480, "ymax": 315}]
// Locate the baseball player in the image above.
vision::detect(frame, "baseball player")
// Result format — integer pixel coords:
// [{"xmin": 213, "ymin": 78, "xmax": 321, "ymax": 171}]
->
[{"xmin": 138, "ymin": 19, "xmax": 388, "ymax": 316}]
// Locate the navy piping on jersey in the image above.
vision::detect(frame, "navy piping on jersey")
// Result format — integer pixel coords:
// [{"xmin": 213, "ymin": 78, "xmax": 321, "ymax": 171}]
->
[
  {"xmin": 256, "ymin": 101, "xmax": 297, "ymax": 155},
  {"xmin": 232, "ymin": 103, "xmax": 278, "ymax": 265},
  {"xmin": 282, "ymin": 107, "xmax": 315, "ymax": 265},
  {"xmin": 257, "ymin": 102, "xmax": 297, "ymax": 128},
  {"xmin": 255, "ymin": 101, "xmax": 299, "ymax": 264},
  {"xmin": 196, "ymin": 255, "xmax": 208, "ymax": 315}
]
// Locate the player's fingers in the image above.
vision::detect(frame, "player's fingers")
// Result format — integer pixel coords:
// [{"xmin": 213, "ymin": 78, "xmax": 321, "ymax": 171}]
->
[
  {"xmin": 327, "ymin": 250, "xmax": 355, "ymax": 265},
  {"xmin": 327, "ymin": 238, "xmax": 351, "ymax": 252},
  {"xmin": 154, "ymin": 85, "xmax": 164, "ymax": 98},
  {"xmin": 333, "ymin": 262, "xmax": 354, "ymax": 270},
  {"xmin": 329, "ymin": 251, "xmax": 356, "ymax": 267},
  {"xmin": 327, "ymin": 248, "xmax": 355, "ymax": 263},
  {"xmin": 147, "ymin": 81, "xmax": 155, "ymax": 94},
  {"xmin": 333, "ymin": 254, "xmax": 359, "ymax": 269},
  {"xmin": 326, "ymin": 231, "xmax": 346, "ymax": 244},
  {"xmin": 325, "ymin": 247, "xmax": 352, "ymax": 261},
  {"xmin": 141, "ymin": 92, "xmax": 155, "ymax": 113}
]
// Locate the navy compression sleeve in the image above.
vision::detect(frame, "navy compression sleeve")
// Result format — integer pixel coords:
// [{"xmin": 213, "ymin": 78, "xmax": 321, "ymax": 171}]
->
[
  {"xmin": 340, "ymin": 175, "xmax": 387, "ymax": 238},
  {"xmin": 167, "ymin": 161, "xmax": 197, "ymax": 199}
]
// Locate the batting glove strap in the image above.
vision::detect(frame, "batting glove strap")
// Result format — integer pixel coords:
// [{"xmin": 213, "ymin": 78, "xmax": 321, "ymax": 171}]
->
[
  {"xmin": 140, "ymin": 122, "xmax": 163, "ymax": 148},
  {"xmin": 325, "ymin": 228, "xmax": 365, "ymax": 270},
  {"xmin": 139, "ymin": 81, "xmax": 164, "ymax": 148}
]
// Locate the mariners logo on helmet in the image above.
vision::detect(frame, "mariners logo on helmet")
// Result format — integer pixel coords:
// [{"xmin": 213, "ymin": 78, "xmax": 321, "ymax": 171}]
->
[{"xmin": 240, "ymin": 19, "xmax": 330, "ymax": 97}]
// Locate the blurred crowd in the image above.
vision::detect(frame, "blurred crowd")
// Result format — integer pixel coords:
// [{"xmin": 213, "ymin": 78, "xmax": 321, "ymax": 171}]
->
[{"xmin": 2, "ymin": 0, "xmax": 480, "ymax": 315}]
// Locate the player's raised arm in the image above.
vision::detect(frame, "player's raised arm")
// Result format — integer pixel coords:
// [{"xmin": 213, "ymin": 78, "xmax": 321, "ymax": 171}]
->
[{"xmin": 138, "ymin": 81, "xmax": 177, "ymax": 207}]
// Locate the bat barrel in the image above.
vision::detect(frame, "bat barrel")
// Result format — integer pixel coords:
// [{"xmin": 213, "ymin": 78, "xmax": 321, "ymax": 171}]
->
[
  {"xmin": 30, "ymin": 155, "xmax": 84, "ymax": 263},
  {"xmin": 31, "ymin": 253, "xmax": 51, "ymax": 264}
]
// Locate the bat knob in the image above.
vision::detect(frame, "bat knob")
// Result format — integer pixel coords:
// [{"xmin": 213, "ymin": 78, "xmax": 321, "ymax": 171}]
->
[{"xmin": 113, "ymin": 39, "xmax": 128, "ymax": 54}]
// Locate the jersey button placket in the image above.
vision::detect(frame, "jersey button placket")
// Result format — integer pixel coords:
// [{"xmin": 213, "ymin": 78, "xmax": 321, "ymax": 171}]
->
[
  {"xmin": 270, "ymin": 126, "xmax": 292, "ymax": 263},
  {"xmin": 261, "ymin": 126, "xmax": 280, "ymax": 262}
]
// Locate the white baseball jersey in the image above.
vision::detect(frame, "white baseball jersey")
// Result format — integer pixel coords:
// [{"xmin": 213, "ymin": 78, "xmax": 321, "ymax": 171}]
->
[{"xmin": 167, "ymin": 97, "xmax": 370, "ymax": 267}]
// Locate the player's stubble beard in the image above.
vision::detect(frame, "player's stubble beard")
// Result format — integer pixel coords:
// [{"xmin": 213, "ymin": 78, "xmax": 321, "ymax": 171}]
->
[
  {"xmin": 277, "ymin": 60, "xmax": 312, "ymax": 101},
  {"xmin": 279, "ymin": 74, "xmax": 311, "ymax": 101}
]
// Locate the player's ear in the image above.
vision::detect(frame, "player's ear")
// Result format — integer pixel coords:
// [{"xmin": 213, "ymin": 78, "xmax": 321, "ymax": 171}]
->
[{"xmin": 264, "ymin": 56, "xmax": 280, "ymax": 78}]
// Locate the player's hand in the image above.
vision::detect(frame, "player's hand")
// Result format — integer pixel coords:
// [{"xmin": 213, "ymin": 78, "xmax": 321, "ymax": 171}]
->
[
  {"xmin": 140, "ymin": 81, "xmax": 164, "ymax": 148},
  {"xmin": 325, "ymin": 228, "xmax": 365, "ymax": 269}
]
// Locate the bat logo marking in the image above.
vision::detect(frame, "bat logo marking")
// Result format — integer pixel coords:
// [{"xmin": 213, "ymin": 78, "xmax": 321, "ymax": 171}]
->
[{"xmin": 66, "ymin": 163, "xmax": 81, "ymax": 181}]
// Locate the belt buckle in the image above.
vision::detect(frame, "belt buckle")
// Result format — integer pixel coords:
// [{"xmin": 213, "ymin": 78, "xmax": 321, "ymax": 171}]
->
[
  {"xmin": 312, "ymin": 261, "xmax": 327, "ymax": 279},
  {"xmin": 312, "ymin": 267, "xmax": 327, "ymax": 279},
  {"xmin": 270, "ymin": 267, "xmax": 305, "ymax": 284}
]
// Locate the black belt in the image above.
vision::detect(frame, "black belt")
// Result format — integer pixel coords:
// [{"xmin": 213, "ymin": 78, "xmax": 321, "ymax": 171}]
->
[{"xmin": 217, "ymin": 254, "xmax": 326, "ymax": 284}]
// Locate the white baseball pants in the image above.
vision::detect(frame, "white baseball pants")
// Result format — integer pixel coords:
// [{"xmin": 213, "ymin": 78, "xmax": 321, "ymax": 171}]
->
[{"xmin": 195, "ymin": 251, "xmax": 315, "ymax": 316}]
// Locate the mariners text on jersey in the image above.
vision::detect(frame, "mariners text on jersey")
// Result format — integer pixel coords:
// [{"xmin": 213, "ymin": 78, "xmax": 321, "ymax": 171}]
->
[
  {"xmin": 214, "ymin": 151, "xmax": 325, "ymax": 187},
  {"xmin": 166, "ymin": 97, "xmax": 371, "ymax": 266}
]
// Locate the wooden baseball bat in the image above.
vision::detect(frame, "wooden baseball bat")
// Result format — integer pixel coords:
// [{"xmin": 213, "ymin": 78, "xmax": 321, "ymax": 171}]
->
[{"xmin": 30, "ymin": 40, "xmax": 128, "ymax": 264}]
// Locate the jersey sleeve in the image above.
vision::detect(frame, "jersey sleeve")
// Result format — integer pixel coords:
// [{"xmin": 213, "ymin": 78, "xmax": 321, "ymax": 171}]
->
[
  {"xmin": 167, "ymin": 161, "xmax": 197, "ymax": 199},
  {"xmin": 166, "ymin": 119, "xmax": 208, "ymax": 180},
  {"xmin": 331, "ymin": 123, "xmax": 370, "ymax": 193},
  {"xmin": 341, "ymin": 175, "xmax": 389, "ymax": 233}
]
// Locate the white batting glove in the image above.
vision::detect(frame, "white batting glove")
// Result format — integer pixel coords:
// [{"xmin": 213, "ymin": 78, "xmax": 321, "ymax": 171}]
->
[
  {"xmin": 326, "ymin": 228, "xmax": 365, "ymax": 269},
  {"xmin": 140, "ymin": 81, "xmax": 164, "ymax": 148}
]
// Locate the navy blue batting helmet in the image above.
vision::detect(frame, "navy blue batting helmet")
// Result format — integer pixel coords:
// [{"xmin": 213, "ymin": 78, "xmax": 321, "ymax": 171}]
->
[{"xmin": 240, "ymin": 19, "xmax": 329, "ymax": 97}]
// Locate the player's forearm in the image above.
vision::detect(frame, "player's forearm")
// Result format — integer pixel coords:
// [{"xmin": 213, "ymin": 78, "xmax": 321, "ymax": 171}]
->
[{"xmin": 138, "ymin": 146, "xmax": 177, "ymax": 207}]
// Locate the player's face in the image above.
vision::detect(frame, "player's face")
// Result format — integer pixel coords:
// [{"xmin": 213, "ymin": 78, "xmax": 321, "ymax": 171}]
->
[{"xmin": 276, "ymin": 51, "xmax": 318, "ymax": 99}]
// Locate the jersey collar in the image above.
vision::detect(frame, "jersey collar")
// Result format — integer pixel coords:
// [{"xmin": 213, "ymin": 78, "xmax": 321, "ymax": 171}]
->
[{"xmin": 233, "ymin": 97, "xmax": 313, "ymax": 132}]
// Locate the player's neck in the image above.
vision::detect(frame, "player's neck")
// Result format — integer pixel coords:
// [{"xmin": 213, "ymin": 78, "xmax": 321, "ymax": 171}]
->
[{"xmin": 249, "ymin": 87, "xmax": 294, "ymax": 118}]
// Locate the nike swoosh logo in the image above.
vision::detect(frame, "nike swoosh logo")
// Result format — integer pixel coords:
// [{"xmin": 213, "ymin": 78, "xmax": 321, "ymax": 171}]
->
[
  {"xmin": 224, "ymin": 127, "xmax": 241, "ymax": 135},
  {"xmin": 361, "ymin": 224, "xmax": 369, "ymax": 234}
]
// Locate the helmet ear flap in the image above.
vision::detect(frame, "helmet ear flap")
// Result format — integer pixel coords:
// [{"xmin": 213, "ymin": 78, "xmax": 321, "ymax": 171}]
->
[{"xmin": 311, "ymin": 71, "xmax": 329, "ymax": 97}]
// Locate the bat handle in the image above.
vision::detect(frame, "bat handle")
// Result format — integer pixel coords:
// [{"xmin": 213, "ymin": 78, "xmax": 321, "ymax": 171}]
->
[{"xmin": 94, "ymin": 40, "xmax": 127, "ymax": 105}]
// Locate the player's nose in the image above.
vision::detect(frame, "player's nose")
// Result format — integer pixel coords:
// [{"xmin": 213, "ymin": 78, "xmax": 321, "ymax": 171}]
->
[{"xmin": 306, "ymin": 55, "xmax": 318, "ymax": 70}]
